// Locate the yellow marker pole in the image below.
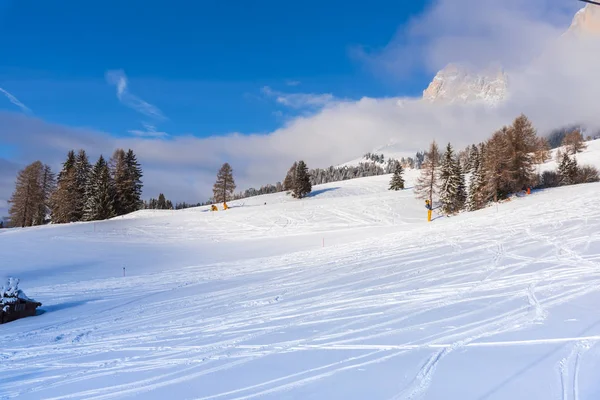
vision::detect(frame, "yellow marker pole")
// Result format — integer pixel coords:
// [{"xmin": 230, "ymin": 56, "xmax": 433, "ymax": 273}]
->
[{"xmin": 425, "ymin": 200, "xmax": 432, "ymax": 222}]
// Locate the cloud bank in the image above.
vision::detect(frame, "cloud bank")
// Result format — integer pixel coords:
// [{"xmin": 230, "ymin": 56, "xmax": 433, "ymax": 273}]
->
[{"xmin": 2, "ymin": 0, "xmax": 600, "ymax": 210}]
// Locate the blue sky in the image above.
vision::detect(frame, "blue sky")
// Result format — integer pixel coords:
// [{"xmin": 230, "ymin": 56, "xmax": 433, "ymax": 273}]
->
[
  {"xmin": 0, "ymin": 0, "xmax": 586, "ymax": 207},
  {"xmin": 0, "ymin": 0, "xmax": 431, "ymax": 139}
]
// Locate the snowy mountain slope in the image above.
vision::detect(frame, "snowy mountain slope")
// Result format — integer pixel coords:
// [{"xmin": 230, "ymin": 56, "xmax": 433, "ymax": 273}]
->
[
  {"xmin": 337, "ymin": 141, "xmax": 416, "ymax": 168},
  {"xmin": 2, "ymin": 142, "xmax": 600, "ymax": 399}
]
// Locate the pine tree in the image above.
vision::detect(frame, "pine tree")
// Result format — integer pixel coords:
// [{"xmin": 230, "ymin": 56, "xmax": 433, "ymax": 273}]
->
[
  {"xmin": 414, "ymin": 140, "xmax": 441, "ymax": 204},
  {"xmin": 292, "ymin": 160, "xmax": 312, "ymax": 199},
  {"xmin": 283, "ymin": 162, "xmax": 297, "ymax": 192},
  {"xmin": 558, "ymin": 152, "xmax": 578, "ymax": 186},
  {"xmin": 74, "ymin": 149, "xmax": 91, "ymax": 220},
  {"xmin": 467, "ymin": 145, "xmax": 487, "ymax": 211},
  {"xmin": 562, "ymin": 130, "xmax": 587, "ymax": 155},
  {"xmin": 110, "ymin": 149, "xmax": 128, "ymax": 215},
  {"xmin": 57, "ymin": 150, "xmax": 76, "ymax": 181},
  {"xmin": 111, "ymin": 149, "xmax": 143, "ymax": 215},
  {"xmin": 505, "ymin": 114, "xmax": 537, "ymax": 193},
  {"xmin": 157, "ymin": 193, "xmax": 167, "ymax": 209},
  {"xmin": 34, "ymin": 164, "xmax": 56, "ymax": 225},
  {"xmin": 51, "ymin": 150, "xmax": 79, "ymax": 223},
  {"xmin": 439, "ymin": 143, "xmax": 466, "ymax": 215},
  {"xmin": 533, "ymin": 137, "xmax": 551, "ymax": 164},
  {"xmin": 125, "ymin": 149, "xmax": 143, "ymax": 213},
  {"xmin": 84, "ymin": 155, "xmax": 115, "ymax": 221},
  {"xmin": 8, "ymin": 161, "xmax": 45, "ymax": 227},
  {"xmin": 483, "ymin": 128, "xmax": 512, "ymax": 202},
  {"xmin": 213, "ymin": 163, "xmax": 236, "ymax": 203},
  {"xmin": 389, "ymin": 162, "xmax": 405, "ymax": 190}
]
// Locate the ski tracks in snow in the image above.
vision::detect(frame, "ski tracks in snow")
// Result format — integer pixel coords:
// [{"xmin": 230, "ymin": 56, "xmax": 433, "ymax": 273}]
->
[
  {"xmin": 558, "ymin": 341, "xmax": 594, "ymax": 400},
  {"xmin": 4, "ymin": 186, "xmax": 600, "ymax": 398}
]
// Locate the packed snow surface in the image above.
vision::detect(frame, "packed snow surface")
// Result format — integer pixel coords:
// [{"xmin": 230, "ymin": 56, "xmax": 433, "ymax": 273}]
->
[{"xmin": 2, "ymin": 142, "xmax": 600, "ymax": 399}]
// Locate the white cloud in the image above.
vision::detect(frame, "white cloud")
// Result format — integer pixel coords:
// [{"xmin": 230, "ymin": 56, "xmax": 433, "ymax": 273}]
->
[
  {"xmin": 355, "ymin": 0, "xmax": 580, "ymax": 78},
  {"xmin": 286, "ymin": 80, "xmax": 301, "ymax": 86},
  {"xmin": 0, "ymin": 87, "xmax": 31, "ymax": 113},
  {"xmin": 128, "ymin": 122, "xmax": 169, "ymax": 138},
  {"xmin": 261, "ymin": 86, "xmax": 336, "ymax": 109},
  {"xmin": 105, "ymin": 70, "xmax": 165, "ymax": 120}
]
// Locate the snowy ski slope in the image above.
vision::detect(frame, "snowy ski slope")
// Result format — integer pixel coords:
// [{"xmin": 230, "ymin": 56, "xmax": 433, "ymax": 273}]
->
[{"xmin": 2, "ymin": 141, "xmax": 600, "ymax": 399}]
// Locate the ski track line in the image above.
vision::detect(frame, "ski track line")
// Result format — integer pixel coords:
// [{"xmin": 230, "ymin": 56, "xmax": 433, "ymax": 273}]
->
[{"xmin": 558, "ymin": 341, "xmax": 594, "ymax": 400}]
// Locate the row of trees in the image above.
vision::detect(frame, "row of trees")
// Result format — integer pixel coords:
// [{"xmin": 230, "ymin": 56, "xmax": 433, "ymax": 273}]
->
[
  {"xmin": 413, "ymin": 114, "xmax": 598, "ymax": 216},
  {"xmin": 144, "ymin": 193, "xmax": 174, "ymax": 210},
  {"xmin": 7, "ymin": 149, "xmax": 144, "ymax": 227}
]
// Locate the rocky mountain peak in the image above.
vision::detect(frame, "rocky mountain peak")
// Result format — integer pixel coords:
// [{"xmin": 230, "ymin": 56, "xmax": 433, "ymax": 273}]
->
[
  {"xmin": 567, "ymin": 4, "xmax": 600, "ymax": 36},
  {"xmin": 422, "ymin": 63, "xmax": 508, "ymax": 106}
]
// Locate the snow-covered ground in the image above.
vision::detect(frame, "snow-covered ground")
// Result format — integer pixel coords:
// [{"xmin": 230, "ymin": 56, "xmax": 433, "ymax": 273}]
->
[{"xmin": 2, "ymin": 141, "xmax": 600, "ymax": 399}]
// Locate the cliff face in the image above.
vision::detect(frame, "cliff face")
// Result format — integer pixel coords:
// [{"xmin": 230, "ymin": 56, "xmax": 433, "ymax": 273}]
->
[
  {"xmin": 422, "ymin": 63, "xmax": 508, "ymax": 106},
  {"xmin": 567, "ymin": 4, "xmax": 600, "ymax": 36}
]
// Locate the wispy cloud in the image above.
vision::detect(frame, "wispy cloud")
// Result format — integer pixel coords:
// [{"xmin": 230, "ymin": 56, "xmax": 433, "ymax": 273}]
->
[
  {"xmin": 286, "ymin": 80, "xmax": 301, "ymax": 86},
  {"xmin": 261, "ymin": 86, "xmax": 335, "ymax": 109},
  {"xmin": 105, "ymin": 70, "xmax": 165, "ymax": 120},
  {"xmin": 128, "ymin": 122, "xmax": 169, "ymax": 138},
  {"xmin": 0, "ymin": 87, "xmax": 31, "ymax": 113}
]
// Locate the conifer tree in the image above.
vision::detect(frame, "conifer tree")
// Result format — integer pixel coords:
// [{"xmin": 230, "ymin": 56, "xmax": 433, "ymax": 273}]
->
[
  {"xmin": 414, "ymin": 140, "xmax": 441, "ymax": 205},
  {"xmin": 84, "ymin": 155, "xmax": 115, "ymax": 221},
  {"xmin": 439, "ymin": 143, "xmax": 466, "ymax": 215},
  {"xmin": 213, "ymin": 163, "xmax": 236, "ymax": 203},
  {"xmin": 125, "ymin": 149, "xmax": 143, "ymax": 212},
  {"xmin": 562, "ymin": 130, "xmax": 587, "ymax": 155},
  {"xmin": 533, "ymin": 137, "xmax": 551, "ymax": 164},
  {"xmin": 483, "ymin": 128, "xmax": 512, "ymax": 202},
  {"xmin": 292, "ymin": 160, "xmax": 312, "ymax": 198},
  {"xmin": 110, "ymin": 149, "xmax": 128, "ymax": 215},
  {"xmin": 558, "ymin": 152, "xmax": 578, "ymax": 186},
  {"xmin": 8, "ymin": 161, "xmax": 46, "ymax": 227},
  {"xmin": 505, "ymin": 114, "xmax": 537, "ymax": 193},
  {"xmin": 34, "ymin": 164, "xmax": 56, "ymax": 225},
  {"xmin": 51, "ymin": 150, "xmax": 79, "ymax": 224},
  {"xmin": 467, "ymin": 145, "xmax": 487, "ymax": 211},
  {"xmin": 74, "ymin": 149, "xmax": 91, "ymax": 220},
  {"xmin": 389, "ymin": 162, "xmax": 405, "ymax": 190},
  {"xmin": 283, "ymin": 162, "xmax": 297, "ymax": 192},
  {"xmin": 157, "ymin": 193, "xmax": 167, "ymax": 209}
]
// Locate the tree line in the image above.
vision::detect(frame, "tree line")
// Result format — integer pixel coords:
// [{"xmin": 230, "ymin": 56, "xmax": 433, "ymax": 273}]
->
[
  {"xmin": 7, "ymin": 149, "xmax": 143, "ymax": 227},
  {"xmin": 5, "ymin": 113, "xmax": 596, "ymax": 222},
  {"xmin": 410, "ymin": 114, "xmax": 597, "ymax": 216}
]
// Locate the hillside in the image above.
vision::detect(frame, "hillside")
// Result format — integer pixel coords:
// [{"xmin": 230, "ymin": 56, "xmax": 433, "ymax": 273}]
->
[{"xmin": 1, "ymin": 141, "xmax": 600, "ymax": 399}]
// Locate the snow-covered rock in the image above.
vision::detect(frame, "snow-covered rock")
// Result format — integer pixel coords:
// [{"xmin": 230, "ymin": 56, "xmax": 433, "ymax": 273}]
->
[
  {"xmin": 422, "ymin": 63, "xmax": 508, "ymax": 106},
  {"xmin": 567, "ymin": 4, "xmax": 600, "ymax": 36}
]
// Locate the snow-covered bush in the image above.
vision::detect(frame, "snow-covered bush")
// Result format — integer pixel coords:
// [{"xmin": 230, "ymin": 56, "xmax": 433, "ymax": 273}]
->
[{"xmin": 1, "ymin": 277, "xmax": 33, "ymax": 309}]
